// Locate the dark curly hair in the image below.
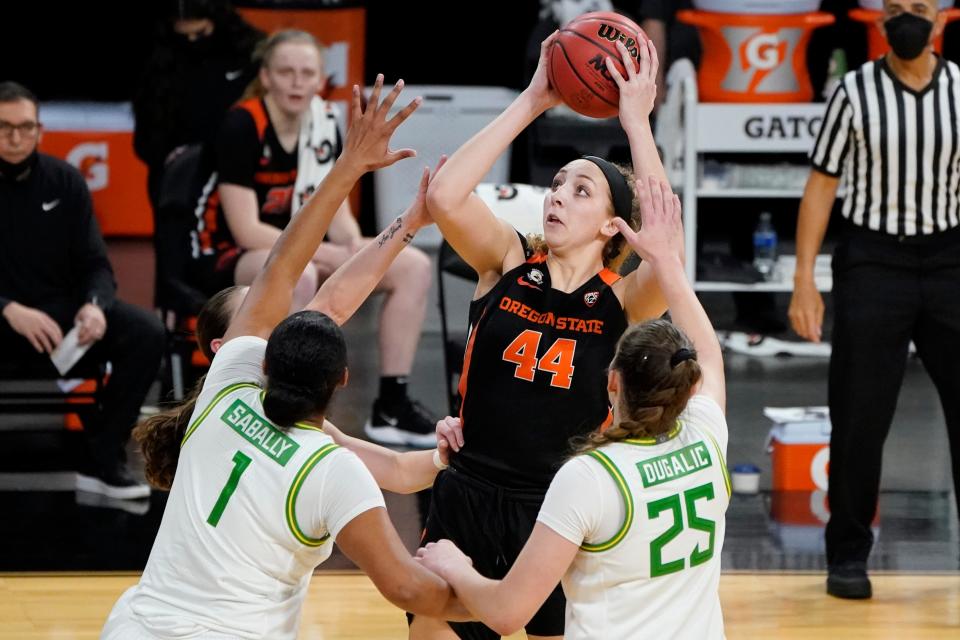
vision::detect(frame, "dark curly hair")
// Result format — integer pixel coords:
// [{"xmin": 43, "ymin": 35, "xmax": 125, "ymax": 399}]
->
[
  {"xmin": 133, "ymin": 286, "xmax": 243, "ymax": 490},
  {"xmin": 134, "ymin": 291, "xmax": 349, "ymax": 490}
]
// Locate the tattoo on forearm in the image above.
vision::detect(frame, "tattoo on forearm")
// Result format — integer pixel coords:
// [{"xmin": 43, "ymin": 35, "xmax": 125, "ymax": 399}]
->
[
  {"xmin": 403, "ymin": 232, "xmax": 414, "ymax": 244},
  {"xmin": 378, "ymin": 216, "xmax": 404, "ymax": 248}
]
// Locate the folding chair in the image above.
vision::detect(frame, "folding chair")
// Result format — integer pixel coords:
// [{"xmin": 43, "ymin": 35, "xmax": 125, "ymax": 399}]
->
[
  {"xmin": 154, "ymin": 144, "xmax": 215, "ymax": 400},
  {"xmin": 0, "ymin": 360, "xmax": 106, "ymax": 419}
]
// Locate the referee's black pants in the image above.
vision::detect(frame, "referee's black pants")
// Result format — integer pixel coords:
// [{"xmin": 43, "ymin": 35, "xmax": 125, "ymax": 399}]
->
[{"xmin": 826, "ymin": 225, "xmax": 960, "ymax": 566}]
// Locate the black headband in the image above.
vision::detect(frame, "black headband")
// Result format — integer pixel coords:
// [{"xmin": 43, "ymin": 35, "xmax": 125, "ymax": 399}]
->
[
  {"xmin": 670, "ymin": 348, "xmax": 696, "ymax": 368},
  {"xmin": 582, "ymin": 155, "xmax": 633, "ymax": 220}
]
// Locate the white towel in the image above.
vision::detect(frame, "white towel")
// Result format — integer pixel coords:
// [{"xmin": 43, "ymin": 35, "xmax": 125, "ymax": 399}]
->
[{"xmin": 293, "ymin": 95, "xmax": 341, "ymax": 216}]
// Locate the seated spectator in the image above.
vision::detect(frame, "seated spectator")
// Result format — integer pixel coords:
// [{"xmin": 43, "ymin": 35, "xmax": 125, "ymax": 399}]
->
[
  {"xmin": 193, "ymin": 30, "xmax": 437, "ymax": 447},
  {"xmin": 0, "ymin": 82, "xmax": 165, "ymax": 499}
]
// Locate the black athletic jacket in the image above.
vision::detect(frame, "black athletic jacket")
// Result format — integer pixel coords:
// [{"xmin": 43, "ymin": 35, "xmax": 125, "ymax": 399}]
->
[{"xmin": 0, "ymin": 153, "xmax": 116, "ymax": 315}]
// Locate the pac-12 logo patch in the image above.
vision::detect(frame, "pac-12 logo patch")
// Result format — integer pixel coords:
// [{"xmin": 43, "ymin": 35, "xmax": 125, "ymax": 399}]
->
[
  {"xmin": 528, "ymin": 269, "xmax": 544, "ymax": 285},
  {"xmin": 584, "ymin": 291, "xmax": 599, "ymax": 307}
]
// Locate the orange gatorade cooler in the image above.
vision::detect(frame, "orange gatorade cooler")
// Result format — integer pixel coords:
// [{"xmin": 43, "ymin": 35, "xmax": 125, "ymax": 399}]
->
[
  {"xmin": 770, "ymin": 489, "xmax": 830, "ymax": 527},
  {"xmin": 678, "ymin": 1, "xmax": 835, "ymax": 102},
  {"xmin": 764, "ymin": 406, "xmax": 831, "ymax": 491},
  {"xmin": 850, "ymin": 0, "xmax": 960, "ymax": 61},
  {"xmin": 768, "ymin": 489, "xmax": 830, "ymax": 552}
]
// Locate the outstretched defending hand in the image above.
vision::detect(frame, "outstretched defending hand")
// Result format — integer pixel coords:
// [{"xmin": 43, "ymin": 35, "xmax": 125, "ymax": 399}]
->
[
  {"xmin": 613, "ymin": 176, "xmax": 683, "ymax": 265},
  {"xmin": 341, "ymin": 74, "xmax": 422, "ymax": 173}
]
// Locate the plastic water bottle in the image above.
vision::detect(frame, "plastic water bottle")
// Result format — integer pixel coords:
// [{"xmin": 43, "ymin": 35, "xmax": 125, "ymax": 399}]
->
[
  {"xmin": 753, "ymin": 212, "xmax": 777, "ymax": 281},
  {"xmin": 822, "ymin": 48, "xmax": 848, "ymax": 100}
]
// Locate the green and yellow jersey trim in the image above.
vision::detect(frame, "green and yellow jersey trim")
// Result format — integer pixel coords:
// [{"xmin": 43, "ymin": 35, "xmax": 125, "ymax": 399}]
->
[
  {"xmin": 181, "ymin": 382, "xmax": 261, "ymax": 447},
  {"xmin": 285, "ymin": 443, "xmax": 340, "ymax": 547},
  {"xmin": 291, "ymin": 422, "xmax": 324, "ymax": 433},
  {"xmin": 580, "ymin": 450, "xmax": 635, "ymax": 553},
  {"xmin": 703, "ymin": 431, "xmax": 732, "ymax": 498},
  {"xmin": 622, "ymin": 421, "xmax": 683, "ymax": 446}
]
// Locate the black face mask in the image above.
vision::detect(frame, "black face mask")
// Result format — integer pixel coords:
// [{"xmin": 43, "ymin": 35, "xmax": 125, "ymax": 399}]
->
[
  {"xmin": 0, "ymin": 150, "xmax": 38, "ymax": 181},
  {"xmin": 885, "ymin": 12, "xmax": 934, "ymax": 61},
  {"xmin": 174, "ymin": 31, "xmax": 216, "ymax": 56}
]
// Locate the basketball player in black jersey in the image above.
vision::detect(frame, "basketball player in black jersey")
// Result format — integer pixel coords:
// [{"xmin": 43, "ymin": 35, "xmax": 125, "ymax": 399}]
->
[{"xmin": 410, "ymin": 35, "xmax": 673, "ymax": 640}]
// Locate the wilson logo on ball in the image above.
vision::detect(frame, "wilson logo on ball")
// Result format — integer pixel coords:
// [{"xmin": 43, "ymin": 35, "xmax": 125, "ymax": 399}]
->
[
  {"xmin": 596, "ymin": 25, "xmax": 640, "ymax": 59},
  {"xmin": 549, "ymin": 11, "xmax": 646, "ymax": 119}
]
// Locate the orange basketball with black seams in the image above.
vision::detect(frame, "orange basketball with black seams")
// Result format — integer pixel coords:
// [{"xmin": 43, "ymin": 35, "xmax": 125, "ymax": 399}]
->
[{"xmin": 549, "ymin": 11, "xmax": 646, "ymax": 119}]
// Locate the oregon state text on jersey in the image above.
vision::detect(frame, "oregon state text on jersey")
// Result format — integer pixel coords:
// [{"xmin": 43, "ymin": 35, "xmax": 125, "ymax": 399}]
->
[{"xmin": 454, "ymin": 253, "xmax": 628, "ymax": 490}]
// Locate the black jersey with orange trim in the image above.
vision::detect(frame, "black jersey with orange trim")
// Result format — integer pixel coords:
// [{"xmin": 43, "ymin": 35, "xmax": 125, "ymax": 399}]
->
[
  {"xmin": 453, "ymin": 251, "xmax": 628, "ymax": 491},
  {"xmin": 193, "ymin": 98, "xmax": 341, "ymax": 260}
]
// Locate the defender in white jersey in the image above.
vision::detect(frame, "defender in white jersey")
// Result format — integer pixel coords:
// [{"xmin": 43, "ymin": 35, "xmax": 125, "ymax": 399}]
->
[
  {"xmin": 116, "ymin": 335, "xmax": 388, "ymax": 639},
  {"xmin": 102, "ymin": 77, "xmax": 466, "ymax": 639},
  {"xmin": 418, "ymin": 177, "xmax": 729, "ymax": 639}
]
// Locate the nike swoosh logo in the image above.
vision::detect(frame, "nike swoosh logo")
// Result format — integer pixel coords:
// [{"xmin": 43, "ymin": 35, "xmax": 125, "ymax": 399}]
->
[
  {"xmin": 378, "ymin": 415, "xmax": 399, "ymax": 427},
  {"xmin": 517, "ymin": 276, "xmax": 541, "ymax": 291},
  {"xmin": 225, "ymin": 69, "xmax": 243, "ymax": 81},
  {"xmin": 42, "ymin": 199, "xmax": 60, "ymax": 212}
]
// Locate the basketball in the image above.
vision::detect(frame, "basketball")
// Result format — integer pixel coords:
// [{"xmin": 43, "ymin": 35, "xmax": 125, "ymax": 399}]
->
[{"xmin": 548, "ymin": 11, "xmax": 646, "ymax": 119}]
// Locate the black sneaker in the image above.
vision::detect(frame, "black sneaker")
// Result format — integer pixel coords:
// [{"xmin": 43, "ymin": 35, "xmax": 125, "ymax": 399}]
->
[
  {"xmin": 364, "ymin": 397, "xmax": 438, "ymax": 448},
  {"xmin": 76, "ymin": 464, "xmax": 151, "ymax": 500},
  {"xmin": 826, "ymin": 561, "xmax": 872, "ymax": 599}
]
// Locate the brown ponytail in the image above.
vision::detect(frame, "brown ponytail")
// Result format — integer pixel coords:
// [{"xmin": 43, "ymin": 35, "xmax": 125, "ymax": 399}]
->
[
  {"xmin": 576, "ymin": 319, "xmax": 702, "ymax": 453},
  {"xmin": 133, "ymin": 286, "xmax": 246, "ymax": 489},
  {"xmin": 133, "ymin": 375, "xmax": 205, "ymax": 490}
]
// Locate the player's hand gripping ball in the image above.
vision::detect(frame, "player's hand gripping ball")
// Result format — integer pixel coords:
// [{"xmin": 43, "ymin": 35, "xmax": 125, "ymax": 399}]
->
[{"xmin": 548, "ymin": 11, "xmax": 647, "ymax": 118}]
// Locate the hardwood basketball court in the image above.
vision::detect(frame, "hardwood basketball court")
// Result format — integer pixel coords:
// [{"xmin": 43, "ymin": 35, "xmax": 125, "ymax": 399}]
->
[{"xmin": 3, "ymin": 572, "xmax": 957, "ymax": 639}]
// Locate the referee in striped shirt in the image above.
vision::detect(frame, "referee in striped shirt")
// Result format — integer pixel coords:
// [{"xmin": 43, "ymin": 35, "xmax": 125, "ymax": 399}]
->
[{"xmin": 789, "ymin": 0, "xmax": 959, "ymax": 600}]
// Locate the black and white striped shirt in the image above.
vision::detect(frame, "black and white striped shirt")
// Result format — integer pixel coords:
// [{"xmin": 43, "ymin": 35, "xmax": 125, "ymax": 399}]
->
[{"xmin": 810, "ymin": 57, "xmax": 960, "ymax": 236}]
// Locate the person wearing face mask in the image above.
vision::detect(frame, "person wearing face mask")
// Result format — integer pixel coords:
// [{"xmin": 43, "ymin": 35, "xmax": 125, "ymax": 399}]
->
[
  {"xmin": 788, "ymin": 0, "xmax": 960, "ymax": 600},
  {"xmin": 132, "ymin": 0, "xmax": 263, "ymax": 207}
]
